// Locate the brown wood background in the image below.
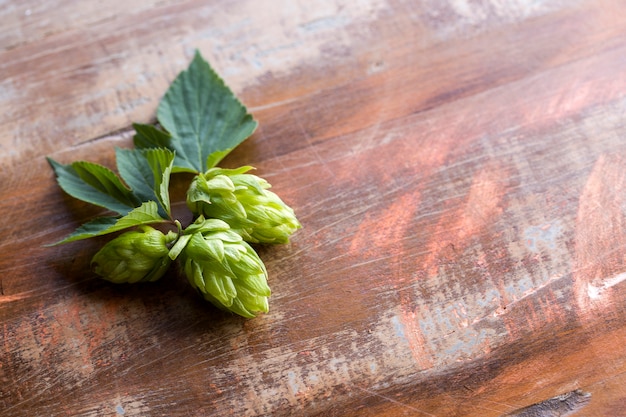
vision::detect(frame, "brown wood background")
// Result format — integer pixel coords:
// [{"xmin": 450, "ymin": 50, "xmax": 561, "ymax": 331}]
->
[{"xmin": 1, "ymin": 0, "xmax": 626, "ymax": 416}]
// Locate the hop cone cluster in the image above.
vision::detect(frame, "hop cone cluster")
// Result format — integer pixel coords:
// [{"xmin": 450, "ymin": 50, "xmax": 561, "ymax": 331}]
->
[
  {"xmin": 177, "ymin": 218, "xmax": 271, "ymax": 318},
  {"xmin": 91, "ymin": 226, "xmax": 172, "ymax": 284},
  {"xmin": 186, "ymin": 166, "xmax": 301, "ymax": 244},
  {"xmin": 87, "ymin": 166, "xmax": 299, "ymax": 318}
]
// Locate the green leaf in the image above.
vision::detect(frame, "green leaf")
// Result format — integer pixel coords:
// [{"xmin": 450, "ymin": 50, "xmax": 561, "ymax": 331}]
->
[
  {"xmin": 156, "ymin": 50, "xmax": 257, "ymax": 173},
  {"xmin": 116, "ymin": 149, "xmax": 154, "ymax": 207},
  {"xmin": 116, "ymin": 148, "xmax": 175, "ymax": 217},
  {"xmin": 51, "ymin": 217, "xmax": 118, "ymax": 245},
  {"xmin": 133, "ymin": 123, "xmax": 196, "ymax": 173},
  {"xmin": 52, "ymin": 201, "xmax": 167, "ymax": 244},
  {"xmin": 205, "ymin": 149, "xmax": 233, "ymax": 171},
  {"xmin": 154, "ymin": 150, "xmax": 174, "ymax": 218},
  {"xmin": 107, "ymin": 201, "xmax": 166, "ymax": 230},
  {"xmin": 48, "ymin": 157, "xmax": 139, "ymax": 215},
  {"xmin": 133, "ymin": 123, "xmax": 172, "ymax": 149}
]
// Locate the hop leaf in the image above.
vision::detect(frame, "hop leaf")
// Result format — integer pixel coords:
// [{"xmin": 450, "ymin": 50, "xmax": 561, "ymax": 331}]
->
[
  {"xmin": 134, "ymin": 50, "xmax": 257, "ymax": 173},
  {"xmin": 187, "ymin": 166, "xmax": 301, "ymax": 244},
  {"xmin": 179, "ymin": 217, "xmax": 271, "ymax": 318},
  {"xmin": 91, "ymin": 226, "xmax": 173, "ymax": 283}
]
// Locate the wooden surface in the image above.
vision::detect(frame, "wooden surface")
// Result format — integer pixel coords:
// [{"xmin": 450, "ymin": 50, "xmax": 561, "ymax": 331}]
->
[{"xmin": 2, "ymin": 0, "xmax": 626, "ymax": 416}]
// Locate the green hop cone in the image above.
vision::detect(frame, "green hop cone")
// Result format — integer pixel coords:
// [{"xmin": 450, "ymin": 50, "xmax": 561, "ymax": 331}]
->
[
  {"xmin": 177, "ymin": 217, "xmax": 271, "ymax": 318},
  {"xmin": 91, "ymin": 226, "xmax": 173, "ymax": 284},
  {"xmin": 186, "ymin": 166, "xmax": 301, "ymax": 244}
]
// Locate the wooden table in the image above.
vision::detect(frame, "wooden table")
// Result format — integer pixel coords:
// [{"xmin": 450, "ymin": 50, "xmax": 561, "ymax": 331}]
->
[{"xmin": 2, "ymin": 1, "xmax": 626, "ymax": 415}]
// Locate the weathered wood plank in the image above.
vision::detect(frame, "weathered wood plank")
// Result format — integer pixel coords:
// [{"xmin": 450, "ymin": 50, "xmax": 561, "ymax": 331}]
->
[
  {"xmin": 0, "ymin": 0, "xmax": 187, "ymax": 51},
  {"xmin": 2, "ymin": 0, "xmax": 626, "ymax": 416}
]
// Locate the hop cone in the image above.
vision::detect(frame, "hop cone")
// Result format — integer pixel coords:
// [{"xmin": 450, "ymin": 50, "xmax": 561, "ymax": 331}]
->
[
  {"xmin": 186, "ymin": 166, "xmax": 300, "ymax": 244},
  {"xmin": 91, "ymin": 226, "xmax": 172, "ymax": 283},
  {"xmin": 178, "ymin": 217, "xmax": 271, "ymax": 318}
]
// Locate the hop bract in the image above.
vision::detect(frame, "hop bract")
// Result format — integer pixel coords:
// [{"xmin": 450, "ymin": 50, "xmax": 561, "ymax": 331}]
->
[
  {"xmin": 186, "ymin": 166, "xmax": 301, "ymax": 244},
  {"xmin": 178, "ymin": 217, "xmax": 271, "ymax": 318},
  {"xmin": 91, "ymin": 226, "xmax": 171, "ymax": 284}
]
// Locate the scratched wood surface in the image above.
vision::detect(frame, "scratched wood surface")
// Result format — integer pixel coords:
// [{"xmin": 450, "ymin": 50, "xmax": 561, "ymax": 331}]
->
[{"xmin": 1, "ymin": 0, "xmax": 626, "ymax": 416}]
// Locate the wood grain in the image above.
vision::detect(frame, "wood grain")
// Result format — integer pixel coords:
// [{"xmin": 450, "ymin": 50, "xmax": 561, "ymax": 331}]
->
[{"xmin": 2, "ymin": 0, "xmax": 626, "ymax": 416}]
